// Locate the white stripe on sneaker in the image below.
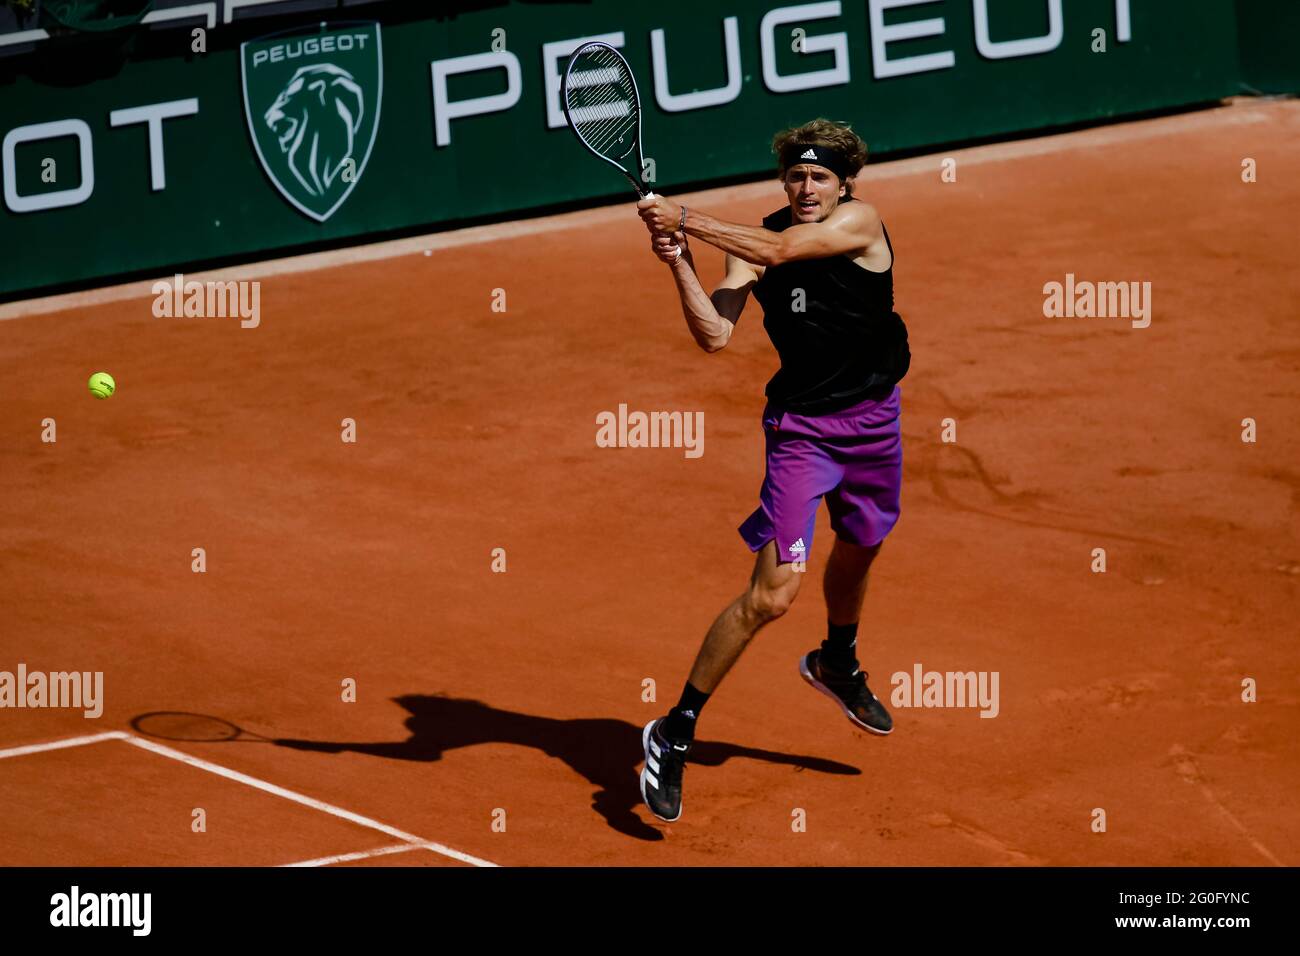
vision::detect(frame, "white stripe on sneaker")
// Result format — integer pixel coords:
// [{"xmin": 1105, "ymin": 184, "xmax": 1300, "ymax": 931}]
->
[
  {"xmin": 644, "ymin": 769, "xmax": 659, "ymax": 790},
  {"xmin": 647, "ymin": 754, "xmax": 660, "ymax": 773}
]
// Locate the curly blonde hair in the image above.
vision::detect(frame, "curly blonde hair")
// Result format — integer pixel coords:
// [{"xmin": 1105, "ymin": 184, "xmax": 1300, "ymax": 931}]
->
[{"xmin": 772, "ymin": 118, "xmax": 868, "ymax": 191}]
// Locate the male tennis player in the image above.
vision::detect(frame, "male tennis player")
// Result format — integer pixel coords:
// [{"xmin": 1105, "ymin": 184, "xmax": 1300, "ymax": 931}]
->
[{"xmin": 633, "ymin": 119, "xmax": 910, "ymax": 823}]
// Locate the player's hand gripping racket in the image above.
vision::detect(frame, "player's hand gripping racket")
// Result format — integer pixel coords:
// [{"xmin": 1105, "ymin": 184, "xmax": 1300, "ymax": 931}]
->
[{"xmin": 561, "ymin": 41, "xmax": 683, "ymax": 260}]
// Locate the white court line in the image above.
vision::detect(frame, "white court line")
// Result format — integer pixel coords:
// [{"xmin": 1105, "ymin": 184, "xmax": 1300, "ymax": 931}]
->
[
  {"xmin": 0, "ymin": 730, "xmax": 128, "ymax": 759},
  {"xmin": 281, "ymin": 841, "xmax": 443, "ymax": 868},
  {"xmin": 1, "ymin": 97, "xmax": 1294, "ymax": 323},
  {"xmin": 120, "ymin": 735, "xmax": 498, "ymax": 867},
  {"xmin": 0, "ymin": 730, "xmax": 498, "ymax": 868}
]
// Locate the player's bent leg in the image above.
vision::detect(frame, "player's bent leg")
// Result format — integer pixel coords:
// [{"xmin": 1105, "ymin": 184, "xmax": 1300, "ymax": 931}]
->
[
  {"xmin": 689, "ymin": 539, "xmax": 801, "ymax": 693},
  {"xmin": 799, "ymin": 534, "xmax": 893, "ymax": 735},
  {"xmin": 640, "ymin": 541, "xmax": 801, "ymax": 823},
  {"xmin": 803, "ymin": 387, "xmax": 902, "ymax": 736}
]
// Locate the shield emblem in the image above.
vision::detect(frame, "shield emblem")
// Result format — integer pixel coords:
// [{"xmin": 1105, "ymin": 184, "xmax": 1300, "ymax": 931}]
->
[{"xmin": 241, "ymin": 22, "xmax": 383, "ymax": 222}]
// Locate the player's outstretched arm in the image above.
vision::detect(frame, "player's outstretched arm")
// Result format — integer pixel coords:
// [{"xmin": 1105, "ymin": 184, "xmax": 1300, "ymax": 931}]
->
[
  {"xmin": 639, "ymin": 193, "xmax": 878, "ymax": 267},
  {"xmin": 774, "ymin": 201, "xmax": 882, "ymax": 263},
  {"xmin": 650, "ymin": 233, "xmax": 753, "ymax": 353},
  {"xmin": 688, "ymin": 201, "xmax": 878, "ymax": 266}
]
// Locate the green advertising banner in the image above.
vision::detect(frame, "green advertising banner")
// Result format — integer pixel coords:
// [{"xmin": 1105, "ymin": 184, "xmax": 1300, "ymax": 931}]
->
[
  {"xmin": 0, "ymin": 0, "xmax": 1246, "ymax": 299},
  {"xmin": 1234, "ymin": 0, "xmax": 1300, "ymax": 94}
]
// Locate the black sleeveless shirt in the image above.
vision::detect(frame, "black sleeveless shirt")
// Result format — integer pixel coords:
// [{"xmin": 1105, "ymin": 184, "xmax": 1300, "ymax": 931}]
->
[{"xmin": 750, "ymin": 198, "xmax": 911, "ymax": 414}]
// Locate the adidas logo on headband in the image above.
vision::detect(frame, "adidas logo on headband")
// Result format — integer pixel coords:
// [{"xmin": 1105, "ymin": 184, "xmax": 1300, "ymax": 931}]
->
[{"xmin": 782, "ymin": 142, "xmax": 853, "ymax": 179}]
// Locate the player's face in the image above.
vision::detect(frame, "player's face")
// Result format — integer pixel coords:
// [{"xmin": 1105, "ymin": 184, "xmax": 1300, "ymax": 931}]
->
[{"xmin": 784, "ymin": 164, "xmax": 846, "ymax": 222}]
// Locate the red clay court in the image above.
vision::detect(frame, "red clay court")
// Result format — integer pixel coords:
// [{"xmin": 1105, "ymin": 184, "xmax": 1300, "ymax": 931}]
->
[{"xmin": 1, "ymin": 99, "xmax": 1297, "ymax": 867}]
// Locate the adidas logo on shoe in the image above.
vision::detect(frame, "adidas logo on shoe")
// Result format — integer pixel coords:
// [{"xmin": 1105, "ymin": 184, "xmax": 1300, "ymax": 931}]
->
[{"xmin": 640, "ymin": 719, "xmax": 688, "ymax": 822}]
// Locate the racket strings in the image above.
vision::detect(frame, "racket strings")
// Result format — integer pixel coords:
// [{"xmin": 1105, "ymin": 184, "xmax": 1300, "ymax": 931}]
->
[
  {"xmin": 565, "ymin": 49, "xmax": 639, "ymax": 162},
  {"xmin": 565, "ymin": 50, "xmax": 631, "ymax": 107},
  {"xmin": 568, "ymin": 78, "xmax": 635, "ymax": 152},
  {"xmin": 578, "ymin": 98, "xmax": 634, "ymax": 156}
]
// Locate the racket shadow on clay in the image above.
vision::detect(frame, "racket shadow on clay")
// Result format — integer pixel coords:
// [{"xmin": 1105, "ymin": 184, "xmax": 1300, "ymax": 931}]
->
[
  {"xmin": 130, "ymin": 711, "xmax": 283, "ymax": 744},
  {"xmin": 138, "ymin": 695, "xmax": 860, "ymax": 842}
]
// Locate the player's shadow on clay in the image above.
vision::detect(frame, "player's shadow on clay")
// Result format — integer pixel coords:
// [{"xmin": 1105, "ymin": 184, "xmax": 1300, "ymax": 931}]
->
[{"xmin": 274, "ymin": 694, "xmax": 861, "ymax": 841}]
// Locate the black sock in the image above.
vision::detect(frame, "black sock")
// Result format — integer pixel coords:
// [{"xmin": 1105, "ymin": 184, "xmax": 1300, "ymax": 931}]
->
[
  {"xmin": 662, "ymin": 682, "xmax": 710, "ymax": 743},
  {"xmin": 821, "ymin": 620, "xmax": 860, "ymax": 674}
]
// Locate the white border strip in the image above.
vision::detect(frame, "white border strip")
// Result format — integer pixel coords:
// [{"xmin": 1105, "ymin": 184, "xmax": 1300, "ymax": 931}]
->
[
  {"xmin": 281, "ymin": 841, "xmax": 441, "ymax": 868},
  {"xmin": 1, "ymin": 96, "xmax": 1291, "ymax": 323},
  {"xmin": 0, "ymin": 730, "xmax": 498, "ymax": 868}
]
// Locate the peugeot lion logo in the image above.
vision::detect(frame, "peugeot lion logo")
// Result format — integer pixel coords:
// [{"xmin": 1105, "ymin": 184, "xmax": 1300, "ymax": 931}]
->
[{"xmin": 241, "ymin": 23, "xmax": 383, "ymax": 222}]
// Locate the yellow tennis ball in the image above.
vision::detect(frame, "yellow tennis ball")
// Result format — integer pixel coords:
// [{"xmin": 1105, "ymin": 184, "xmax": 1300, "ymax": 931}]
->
[{"xmin": 88, "ymin": 371, "xmax": 115, "ymax": 400}]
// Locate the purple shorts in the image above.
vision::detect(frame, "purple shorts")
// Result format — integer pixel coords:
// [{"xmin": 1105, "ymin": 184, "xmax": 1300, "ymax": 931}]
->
[{"xmin": 739, "ymin": 385, "xmax": 903, "ymax": 563}]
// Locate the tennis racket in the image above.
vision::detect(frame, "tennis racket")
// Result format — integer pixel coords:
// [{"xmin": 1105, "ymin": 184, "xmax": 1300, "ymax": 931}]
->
[{"xmin": 561, "ymin": 41, "xmax": 681, "ymax": 258}]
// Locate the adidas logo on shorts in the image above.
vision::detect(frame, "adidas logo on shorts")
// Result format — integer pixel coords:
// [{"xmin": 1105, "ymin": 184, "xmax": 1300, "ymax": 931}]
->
[{"xmin": 789, "ymin": 537, "xmax": 807, "ymax": 556}]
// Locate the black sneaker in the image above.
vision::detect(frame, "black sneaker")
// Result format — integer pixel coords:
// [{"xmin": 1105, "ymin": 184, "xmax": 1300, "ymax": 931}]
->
[
  {"xmin": 639, "ymin": 718, "xmax": 690, "ymax": 822},
  {"xmin": 799, "ymin": 649, "xmax": 893, "ymax": 735}
]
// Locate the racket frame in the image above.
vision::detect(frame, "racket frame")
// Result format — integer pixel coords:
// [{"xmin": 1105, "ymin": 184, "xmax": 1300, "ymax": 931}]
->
[
  {"xmin": 561, "ymin": 41, "xmax": 682, "ymax": 259},
  {"xmin": 561, "ymin": 40, "xmax": 654, "ymax": 198}
]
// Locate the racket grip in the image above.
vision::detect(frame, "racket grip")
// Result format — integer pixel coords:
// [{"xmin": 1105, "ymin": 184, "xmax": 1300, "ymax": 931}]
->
[{"xmin": 644, "ymin": 191, "xmax": 683, "ymax": 262}]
